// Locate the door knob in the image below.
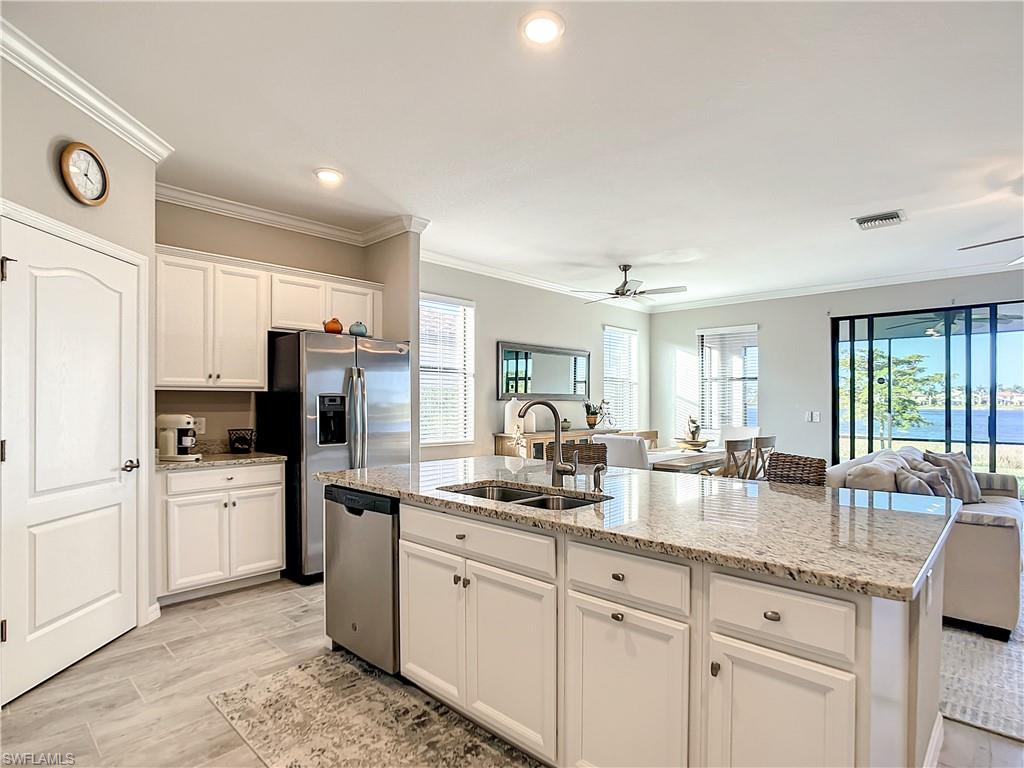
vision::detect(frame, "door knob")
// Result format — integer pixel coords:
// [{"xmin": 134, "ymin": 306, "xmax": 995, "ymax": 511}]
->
[{"xmin": 121, "ymin": 458, "xmax": 140, "ymax": 472}]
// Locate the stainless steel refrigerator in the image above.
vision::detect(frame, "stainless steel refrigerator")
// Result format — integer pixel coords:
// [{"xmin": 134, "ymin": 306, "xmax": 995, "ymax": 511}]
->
[{"xmin": 255, "ymin": 331, "xmax": 411, "ymax": 582}]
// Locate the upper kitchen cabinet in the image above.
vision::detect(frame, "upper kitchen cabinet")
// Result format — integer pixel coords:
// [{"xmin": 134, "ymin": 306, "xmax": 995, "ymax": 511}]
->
[
  {"xmin": 156, "ymin": 253, "xmax": 268, "ymax": 389},
  {"xmin": 272, "ymin": 274, "xmax": 381, "ymax": 336},
  {"xmin": 156, "ymin": 255, "xmax": 214, "ymax": 387},
  {"xmin": 155, "ymin": 247, "xmax": 384, "ymax": 390}
]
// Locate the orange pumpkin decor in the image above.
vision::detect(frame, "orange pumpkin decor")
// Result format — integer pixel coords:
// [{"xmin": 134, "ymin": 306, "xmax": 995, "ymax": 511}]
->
[{"xmin": 323, "ymin": 318, "xmax": 343, "ymax": 334}]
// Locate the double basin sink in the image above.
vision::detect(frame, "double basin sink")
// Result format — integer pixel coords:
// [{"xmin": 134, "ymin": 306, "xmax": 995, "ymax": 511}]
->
[{"xmin": 438, "ymin": 482, "xmax": 610, "ymax": 511}]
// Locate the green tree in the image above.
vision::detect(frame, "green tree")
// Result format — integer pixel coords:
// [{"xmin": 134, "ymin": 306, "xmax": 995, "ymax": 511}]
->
[{"xmin": 838, "ymin": 349, "xmax": 947, "ymax": 431}]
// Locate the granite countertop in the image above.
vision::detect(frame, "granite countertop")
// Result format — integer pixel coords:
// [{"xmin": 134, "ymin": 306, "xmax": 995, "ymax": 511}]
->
[
  {"xmin": 156, "ymin": 452, "xmax": 287, "ymax": 471},
  {"xmin": 316, "ymin": 456, "xmax": 960, "ymax": 601}
]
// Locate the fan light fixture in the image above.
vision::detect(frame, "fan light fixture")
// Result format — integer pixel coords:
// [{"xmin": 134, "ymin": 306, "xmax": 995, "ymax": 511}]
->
[{"xmin": 521, "ymin": 10, "xmax": 565, "ymax": 46}]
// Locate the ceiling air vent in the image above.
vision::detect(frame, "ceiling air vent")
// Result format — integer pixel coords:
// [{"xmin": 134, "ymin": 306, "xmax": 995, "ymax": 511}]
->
[{"xmin": 853, "ymin": 209, "xmax": 906, "ymax": 231}]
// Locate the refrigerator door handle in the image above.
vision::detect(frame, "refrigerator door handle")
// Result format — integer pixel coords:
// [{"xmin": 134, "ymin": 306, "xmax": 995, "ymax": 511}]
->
[
  {"xmin": 358, "ymin": 367, "xmax": 369, "ymax": 468},
  {"xmin": 346, "ymin": 366, "xmax": 359, "ymax": 468}
]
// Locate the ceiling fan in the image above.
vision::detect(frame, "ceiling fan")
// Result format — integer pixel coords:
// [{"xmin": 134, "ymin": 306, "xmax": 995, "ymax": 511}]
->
[
  {"xmin": 957, "ymin": 234, "xmax": 1023, "ymax": 267},
  {"xmin": 571, "ymin": 264, "xmax": 687, "ymax": 305},
  {"xmin": 884, "ymin": 310, "xmax": 1024, "ymax": 337}
]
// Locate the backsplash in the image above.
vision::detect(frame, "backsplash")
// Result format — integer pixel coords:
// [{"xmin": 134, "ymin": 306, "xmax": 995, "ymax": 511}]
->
[{"xmin": 155, "ymin": 390, "xmax": 254, "ymax": 452}]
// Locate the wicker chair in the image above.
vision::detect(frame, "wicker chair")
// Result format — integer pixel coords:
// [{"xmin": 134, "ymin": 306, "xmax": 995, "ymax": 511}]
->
[
  {"xmin": 764, "ymin": 452, "xmax": 827, "ymax": 486},
  {"xmin": 544, "ymin": 441, "xmax": 608, "ymax": 465}
]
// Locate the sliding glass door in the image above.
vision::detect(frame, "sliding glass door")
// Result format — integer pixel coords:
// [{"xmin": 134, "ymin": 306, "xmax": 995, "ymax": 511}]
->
[{"xmin": 831, "ymin": 301, "xmax": 1024, "ymax": 485}]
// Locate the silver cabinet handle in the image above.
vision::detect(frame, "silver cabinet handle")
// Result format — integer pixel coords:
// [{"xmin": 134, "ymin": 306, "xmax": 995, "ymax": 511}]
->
[
  {"xmin": 611, "ymin": 572, "xmax": 625, "ymax": 582},
  {"xmin": 611, "ymin": 612, "xmax": 624, "ymax": 622},
  {"xmin": 453, "ymin": 574, "xmax": 462, "ymax": 586},
  {"xmin": 763, "ymin": 610, "xmax": 782, "ymax": 622},
  {"xmin": 121, "ymin": 458, "xmax": 140, "ymax": 472},
  {"xmin": 455, "ymin": 533, "xmax": 467, "ymax": 541}
]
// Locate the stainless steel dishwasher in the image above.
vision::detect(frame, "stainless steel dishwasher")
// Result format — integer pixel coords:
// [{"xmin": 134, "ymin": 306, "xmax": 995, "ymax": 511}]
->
[{"xmin": 324, "ymin": 485, "xmax": 399, "ymax": 673}]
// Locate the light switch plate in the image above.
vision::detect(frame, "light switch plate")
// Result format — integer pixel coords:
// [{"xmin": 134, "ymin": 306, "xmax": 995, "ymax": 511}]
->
[
  {"xmin": 812, "ymin": 411, "xmax": 821, "ymax": 423},
  {"xmin": 805, "ymin": 411, "xmax": 813, "ymax": 422},
  {"xmin": 194, "ymin": 416, "xmax": 207, "ymax": 435}
]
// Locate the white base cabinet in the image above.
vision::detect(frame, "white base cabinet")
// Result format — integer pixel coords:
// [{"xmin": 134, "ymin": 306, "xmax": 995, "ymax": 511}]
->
[
  {"xmin": 565, "ymin": 590, "xmax": 690, "ymax": 768},
  {"xmin": 399, "ymin": 528, "xmax": 558, "ymax": 763},
  {"xmin": 706, "ymin": 633, "xmax": 855, "ymax": 768},
  {"xmin": 159, "ymin": 463, "xmax": 285, "ymax": 596}
]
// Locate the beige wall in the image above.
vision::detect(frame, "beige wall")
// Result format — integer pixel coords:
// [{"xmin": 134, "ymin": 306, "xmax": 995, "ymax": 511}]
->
[
  {"xmin": 155, "ymin": 390, "xmax": 253, "ymax": 446},
  {"xmin": 420, "ymin": 262, "xmax": 651, "ymax": 461},
  {"xmin": 156, "ymin": 201, "xmax": 367, "ymax": 278},
  {"xmin": 1, "ymin": 62, "xmax": 156, "ymax": 255},
  {"xmin": 365, "ymin": 232, "xmax": 421, "ymax": 458},
  {"xmin": 650, "ymin": 271, "xmax": 1023, "ymax": 461}
]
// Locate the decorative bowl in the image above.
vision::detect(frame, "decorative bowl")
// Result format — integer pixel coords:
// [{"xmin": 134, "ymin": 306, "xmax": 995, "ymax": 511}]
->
[{"xmin": 677, "ymin": 438, "xmax": 710, "ymax": 451}]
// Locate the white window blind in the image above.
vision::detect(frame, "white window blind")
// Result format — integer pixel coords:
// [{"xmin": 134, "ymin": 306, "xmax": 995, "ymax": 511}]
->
[
  {"xmin": 603, "ymin": 325, "xmax": 639, "ymax": 430},
  {"xmin": 419, "ymin": 295, "xmax": 475, "ymax": 445},
  {"xmin": 698, "ymin": 324, "xmax": 758, "ymax": 432}
]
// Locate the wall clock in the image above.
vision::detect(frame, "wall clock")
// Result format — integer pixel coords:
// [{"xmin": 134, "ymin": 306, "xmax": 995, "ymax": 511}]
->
[{"xmin": 60, "ymin": 142, "xmax": 109, "ymax": 206}]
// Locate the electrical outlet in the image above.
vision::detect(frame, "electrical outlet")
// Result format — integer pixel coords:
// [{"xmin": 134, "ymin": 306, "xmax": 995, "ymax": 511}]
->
[{"xmin": 194, "ymin": 416, "xmax": 207, "ymax": 435}]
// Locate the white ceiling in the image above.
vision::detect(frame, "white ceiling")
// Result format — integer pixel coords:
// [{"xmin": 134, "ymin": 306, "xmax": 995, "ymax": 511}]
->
[{"xmin": 5, "ymin": 2, "xmax": 1023, "ymax": 308}]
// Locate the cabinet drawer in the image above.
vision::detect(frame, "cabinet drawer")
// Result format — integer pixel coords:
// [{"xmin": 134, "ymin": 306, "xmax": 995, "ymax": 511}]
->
[
  {"xmin": 166, "ymin": 463, "xmax": 284, "ymax": 496},
  {"xmin": 709, "ymin": 573, "xmax": 856, "ymax": 663},
  {"xmin": 401, "ymin": 505, "xmax": 555, "ymax": 581},
  {"xmin": 567, "ymin": 541, "xmax": 690, "ymax": 618}
]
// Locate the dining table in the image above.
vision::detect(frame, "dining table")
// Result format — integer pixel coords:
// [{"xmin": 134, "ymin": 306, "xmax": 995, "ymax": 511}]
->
[{"xmin": 648, "ymin": 446, "xmax": 727, "ymax": 474}]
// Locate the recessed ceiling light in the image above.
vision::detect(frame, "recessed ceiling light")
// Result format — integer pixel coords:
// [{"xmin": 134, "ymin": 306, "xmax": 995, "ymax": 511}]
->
[
  {"xmin": 521, "ymin": 10, "xmax": 565, "ymax": 46},
  {"xmin": 314, "ymin": 168, "xmax": 343, "ymax": 187}
]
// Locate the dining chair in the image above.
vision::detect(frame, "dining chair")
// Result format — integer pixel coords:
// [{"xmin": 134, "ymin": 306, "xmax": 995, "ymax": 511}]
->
[
  {"xmin": 764, "ymin": 453, "xmax": 828, "ymax": 486},
  {"xmin": 701, "ymin": 438, "xmax": 753, "ymax": 478},
  {"xmin": 593, "ymin": 435, "xmax": 649, "ymax": 470},
  {"xmin": 750, "ymin": 435, "xmax": 777, "ymax": 479},
  {"xmin": 544, "ymin": 441, "xmax": 608, "ymax": 466},
  {"xmin": 718, "ymin": 425, "xmax": 760, "ymax": 446}
]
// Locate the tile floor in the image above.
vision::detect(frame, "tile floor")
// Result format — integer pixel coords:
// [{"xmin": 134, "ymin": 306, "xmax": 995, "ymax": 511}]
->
[
  {"xmin": 2, "ymin": 577, "xmax": 1021, "ymax": 767},
  {"xmin": 1, "ymin": 579, "xmax": 327, "ymax": 767}
]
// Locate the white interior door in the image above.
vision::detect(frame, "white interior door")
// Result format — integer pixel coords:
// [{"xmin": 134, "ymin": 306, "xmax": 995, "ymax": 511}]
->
[
  {"xmin": 1, "ymin": 218, "xmax": 139, "ymax": 704},
  {"xmin": 213, "ymin": 263, "xmax": 267, "ymax": 388}
]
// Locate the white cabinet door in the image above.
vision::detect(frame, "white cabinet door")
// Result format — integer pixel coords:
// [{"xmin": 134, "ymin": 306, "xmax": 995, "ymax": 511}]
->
[
  {"xmin": 325, "ymin": 283, "xmax": 376, "ymax": 337},
  {"xmin": 399, "ymin": 540, "xmax": 466, "ymax": 705},
  {"xmin": 166, "ymin": 492, "xmax": 230, "ymax": 591},
  {"xmin": 271, "ymin": 274, "xmax": 326, "ymax": 330},
  {"xmin": 156, "ymin": 255, "xmax": 213, "ymax": 387},
  {"xmin": 465, "ymin": 560, "xmax": 557, "ymax": 761},
  {"xmin": 707, "ymin": 633, "xmax": 855, "ymax": 768},
  {"xmin": 228, "ymin": 485, "xmax": 284, "ymax": 577},
  {"xmin": 214, "ymin": 264, "xmax": 268, "ymax": 388},
  {"xmin": 566, "ymin": 590, "xmax": 689, "ymax": 768}
]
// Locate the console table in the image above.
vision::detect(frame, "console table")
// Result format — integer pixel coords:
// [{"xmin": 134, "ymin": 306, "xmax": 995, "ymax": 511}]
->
[{"xmin": 493, "ymin": 428, "xmax": 620, "ymax": 459}]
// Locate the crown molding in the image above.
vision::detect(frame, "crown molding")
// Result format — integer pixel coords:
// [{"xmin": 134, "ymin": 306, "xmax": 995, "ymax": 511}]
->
[
  {"xmin": 156, "ymin": 183, "xmax": 366, "ymax": 245},
  {"xmin": 362, "ymin": 215, "xmax": 431, "ymax": 246},
  {"xmin": 647, "ymin": 261, "xmax": 1023, "ymax": 314},
  {"xmin": 156, "ymin": 183, "xmax": 430, "ymax": 247},
  {"xmin": 1, "ymin": 18, "xmax": 173, "ymax": 162},
  {"xmin": 422, "ymin": 248, "xmax": 1020, "ymax": 316}
]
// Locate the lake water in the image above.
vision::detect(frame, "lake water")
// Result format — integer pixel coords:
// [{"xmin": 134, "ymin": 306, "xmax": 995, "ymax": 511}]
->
[{"xmin": 842, "ymin": 408, "xmax": 1024, "ymax": 444}]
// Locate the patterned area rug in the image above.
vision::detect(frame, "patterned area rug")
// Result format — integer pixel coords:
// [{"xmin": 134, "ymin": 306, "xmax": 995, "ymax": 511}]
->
[
  {"xmin": 940, "ymin": 564, "xmax": 1024, "ymax": 741},
  {"xmin": 210, "ymin": 651, "xmax": 539, "ymax": 767}
]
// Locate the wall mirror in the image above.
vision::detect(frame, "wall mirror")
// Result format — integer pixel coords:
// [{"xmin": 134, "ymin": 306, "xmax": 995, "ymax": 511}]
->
[{"xmin": 497, "ymin": 341, "xmax": 590, "ymax": 401}]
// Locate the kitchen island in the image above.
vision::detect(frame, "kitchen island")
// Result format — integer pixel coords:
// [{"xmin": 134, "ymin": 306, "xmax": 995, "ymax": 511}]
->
[{"xmin": 317, "ymin": 456, "xmax": 959, "ymax": 768}]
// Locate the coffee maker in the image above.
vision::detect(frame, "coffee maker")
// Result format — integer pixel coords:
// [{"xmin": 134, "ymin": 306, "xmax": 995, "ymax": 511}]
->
[{"xmin": 157, "ymin": 414, "xmax": 201, "ymax": 462}]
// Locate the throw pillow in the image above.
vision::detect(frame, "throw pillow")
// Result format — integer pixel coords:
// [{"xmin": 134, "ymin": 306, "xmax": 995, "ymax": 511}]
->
[
  {"xmin": 895, "ymin": 468, "xmax": 935, "ymax": 496},
  {"xmin": 847, "ymin": 460, "xmax": 898, "ymax": 492},
  {"xmin": 906, "ymin": 467, "xmax": 953, "ymax": 497},
  {"xmin": 923, "ymin": 450, "xmax": 983, "ymax": 503}
]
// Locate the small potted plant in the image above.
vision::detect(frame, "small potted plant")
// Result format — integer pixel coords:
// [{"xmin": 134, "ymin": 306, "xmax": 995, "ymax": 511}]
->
[{"xmin": 583, "ymin": 399, "xmax": 610, "ymax": 429}]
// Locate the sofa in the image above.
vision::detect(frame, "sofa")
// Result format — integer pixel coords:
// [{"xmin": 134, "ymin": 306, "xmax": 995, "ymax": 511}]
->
[{"xmin": 827, "ymin": 447, "xmax": 1022, "ymax": 639}]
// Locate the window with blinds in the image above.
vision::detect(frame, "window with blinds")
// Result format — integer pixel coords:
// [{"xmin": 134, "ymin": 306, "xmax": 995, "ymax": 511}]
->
[
  {"xmin": 698, "ymin": 324, "xmax": 758, "ymax": 432},
  {"xmin": 603, "ymin": 325, "xmax": 639, "ymax": 430},
  {"xmin": 419, "ymin": 294, "xmax": 475, "ymax": 445}
]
